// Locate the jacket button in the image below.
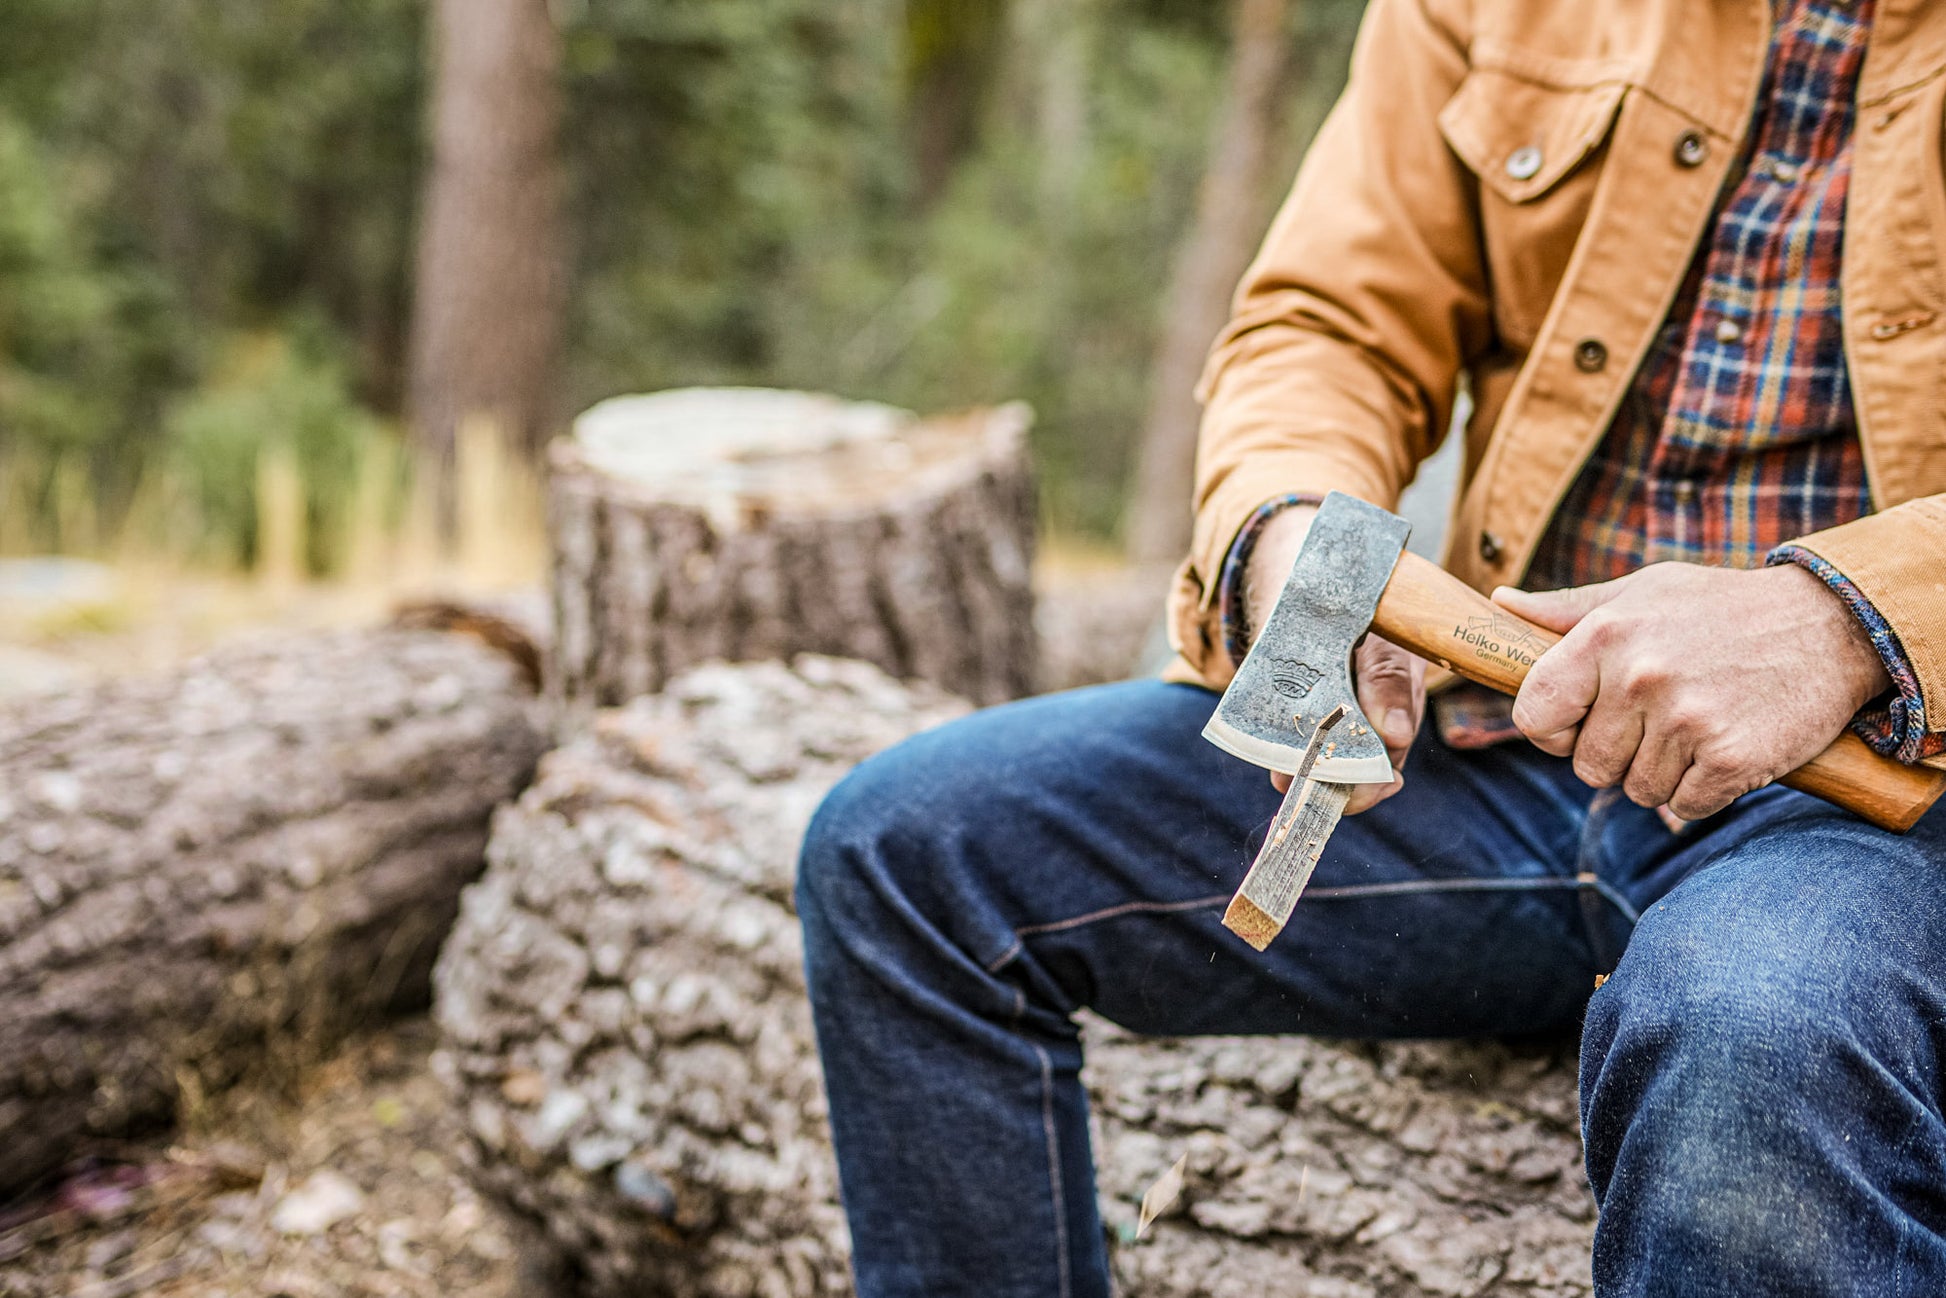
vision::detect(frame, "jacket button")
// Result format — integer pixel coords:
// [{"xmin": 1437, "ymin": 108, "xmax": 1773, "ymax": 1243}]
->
[
  {"xmin": 1573, "ymin": 338, "xmax": 1609, "ymax": 372},
  {"xmin": 1505, "ymin": 146, "xmax": 1544, "ymax": 180},
  {"xmin": 1479, "ymin": 531, "xmax": 1504, "ymax": 563},
  {"xmin": 1675, "ymin": 130, "xmax": 1709, "ymax": 167}
]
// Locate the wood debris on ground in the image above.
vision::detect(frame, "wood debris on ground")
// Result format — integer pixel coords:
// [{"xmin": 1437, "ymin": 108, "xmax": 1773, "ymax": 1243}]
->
[
  {"xmin": 0, "ymin": 1023, "xmax": 555, "ymax": 1298},
  {"xmin": 1136, "ymin": 1154, "xmax": 1189, "ymax": 1238}
]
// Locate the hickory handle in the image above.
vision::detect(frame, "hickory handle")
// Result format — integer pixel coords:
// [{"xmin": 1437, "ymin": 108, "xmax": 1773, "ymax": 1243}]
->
[{"xmin": 1371, "ymin": 550, "xmax": 1946, "ymax": 835}]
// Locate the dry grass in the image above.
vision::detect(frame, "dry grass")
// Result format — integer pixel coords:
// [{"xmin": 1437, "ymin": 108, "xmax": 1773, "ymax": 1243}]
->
[{"xmin": 0, "ymin": 419, "xmax": 548, "ymax": 690}]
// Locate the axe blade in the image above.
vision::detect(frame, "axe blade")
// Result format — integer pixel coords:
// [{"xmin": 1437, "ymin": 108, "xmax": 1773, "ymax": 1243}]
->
[{"xmin": 1202, "ymin": 492, "xmax": 1412, "ymax": 785}]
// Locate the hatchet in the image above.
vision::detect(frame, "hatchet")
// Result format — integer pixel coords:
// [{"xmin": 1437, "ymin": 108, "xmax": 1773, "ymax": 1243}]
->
[{"xmin": 1206, "ymin": 491, "xmax": 1946, "ymax": 951}]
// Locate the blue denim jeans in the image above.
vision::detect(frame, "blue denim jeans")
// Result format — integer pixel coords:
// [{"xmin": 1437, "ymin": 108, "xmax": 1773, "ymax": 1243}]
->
[{"xmin": 797, "ymin": 681, "xmax": 1946, "ymax": 1297}]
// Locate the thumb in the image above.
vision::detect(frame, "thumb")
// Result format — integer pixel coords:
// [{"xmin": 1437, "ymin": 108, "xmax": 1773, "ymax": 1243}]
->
[{"xmin": 1491, "ymin": 579, "xmax": 1626, "ymax": 634}]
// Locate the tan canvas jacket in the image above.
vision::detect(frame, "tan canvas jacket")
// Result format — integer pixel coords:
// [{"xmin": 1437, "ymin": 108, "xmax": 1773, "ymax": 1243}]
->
[{"xmin": 1169, "ymin": 0, "xmax": 1946, "ymax": 741}]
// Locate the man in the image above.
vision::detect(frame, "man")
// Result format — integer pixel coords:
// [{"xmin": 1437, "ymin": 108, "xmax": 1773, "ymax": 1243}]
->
[{"xmin": 798, "ymin": 0, "xmax": 1946, "ymax": 1293}]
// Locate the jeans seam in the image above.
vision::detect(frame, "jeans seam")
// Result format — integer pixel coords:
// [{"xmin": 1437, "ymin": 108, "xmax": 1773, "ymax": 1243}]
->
[
  {"xmin": 984, "ymin": 894, "xmax": 1234, "ymax": 972},
  {"xmin": 984, "ymin": 877, "xmax": 1642, "ymax": 974},
  {"xmin": 1306, "ymin": 876, "xmax": 1640, "ymax": 922},
  {"xmin": 1032, "ymin": 1043, "xmax": 1073, "ymax": 1298},
  {"xmin": 1573, "ymin": 788, "xmax": 1642, "ymax": 971}
]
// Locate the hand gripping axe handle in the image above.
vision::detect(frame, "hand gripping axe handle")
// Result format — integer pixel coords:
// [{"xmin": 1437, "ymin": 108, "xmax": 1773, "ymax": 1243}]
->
[{"xmin": 1206, "ymin": 493, "xmax": 1946, "ymax": 949}]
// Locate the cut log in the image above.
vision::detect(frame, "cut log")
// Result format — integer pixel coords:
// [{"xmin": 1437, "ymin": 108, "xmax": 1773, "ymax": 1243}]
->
[
  {"xmin": 434, "ymin": 658, "xmax": 1595, "ymax": 1297},
  {"xmin": 546, "ymin": 389, "xmax": 1037, "ymax": 726},
  {"xmin": 0, "ymin": 627, "xmax": 546, "ymax": 1199}
]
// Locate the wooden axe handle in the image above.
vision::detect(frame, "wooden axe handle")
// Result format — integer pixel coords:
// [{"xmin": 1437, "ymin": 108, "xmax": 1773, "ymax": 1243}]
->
[{"xmin": 1373, "ymin": 550, "xmax": 1946, "ymax": 834}]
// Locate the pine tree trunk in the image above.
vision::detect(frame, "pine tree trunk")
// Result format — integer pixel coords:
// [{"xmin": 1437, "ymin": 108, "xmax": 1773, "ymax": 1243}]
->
[
  {"xmin": 407, "ymin": 0, "xmax": 566, "ymax": 517},
  {"xmin": 435, "ymin": 659, "xmax": 1596, "ymax": 1298},
  {"xmin": 903, "ymin": 0, "xmax": 1013, "ymax": 207},
  {"xmin": 1126, "ymin": 0, "xmax": 1293, "ymax": 565},
  {"xmin": 546, "ymin": 389, "xmax": 1038, "ymax": 727},
  {"xmin": 0, "ymin": 628, "xmax": 545, "ymax": 1199}
]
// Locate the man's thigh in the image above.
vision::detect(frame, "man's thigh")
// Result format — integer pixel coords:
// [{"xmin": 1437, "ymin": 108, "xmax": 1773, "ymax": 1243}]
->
[
  {"xmin": 814, "ymin": 678, "xmax": 1614, "ymax": 1041},
  {"xmin": 1582, "ymin": 796, "xmax": 1946, "ymax": 1291}
]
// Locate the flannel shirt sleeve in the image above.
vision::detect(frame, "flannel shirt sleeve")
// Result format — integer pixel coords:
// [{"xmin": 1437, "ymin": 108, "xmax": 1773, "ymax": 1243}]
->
[{"xmin": 1768, "ymin": 545, "xmax": 1945, "ymax": 765}]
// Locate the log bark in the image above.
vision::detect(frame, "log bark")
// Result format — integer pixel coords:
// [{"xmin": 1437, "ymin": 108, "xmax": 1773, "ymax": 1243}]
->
[
  {"xmin": 434, "ymin": 658, "xmax": 1595, "ymax": 1297},
  {"xmin": 0, "ymin": 627, "xmax": 546, "ymax": 1199},
  {"xmin": 547, "ymin": 389, "xmax": 1037, "ymax": 725}
]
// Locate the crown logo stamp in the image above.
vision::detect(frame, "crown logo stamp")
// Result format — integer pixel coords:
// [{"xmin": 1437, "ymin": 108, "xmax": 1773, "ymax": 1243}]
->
[{"xmin": 1268, "ymin": 658, "xmax": 1324, "ymax": 700}]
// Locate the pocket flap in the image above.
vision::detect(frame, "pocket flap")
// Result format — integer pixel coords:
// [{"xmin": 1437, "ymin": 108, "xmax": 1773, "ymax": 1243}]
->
[{"xmin": 1438, "ymin": 69, "xmax": 1628, "ymax": 203}]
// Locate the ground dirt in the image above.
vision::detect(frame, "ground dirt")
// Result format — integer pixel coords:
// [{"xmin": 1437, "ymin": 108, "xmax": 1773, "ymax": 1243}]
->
[{"xmin": 0, "ymin": 1021, "xmax": 554, "ymax": 1298}]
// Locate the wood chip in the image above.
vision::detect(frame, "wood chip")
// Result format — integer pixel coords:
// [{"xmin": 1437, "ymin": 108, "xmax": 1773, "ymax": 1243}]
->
[{"xmin": 1136, "ymin": 1154, "xmax": 1188, "ymax": 1239}]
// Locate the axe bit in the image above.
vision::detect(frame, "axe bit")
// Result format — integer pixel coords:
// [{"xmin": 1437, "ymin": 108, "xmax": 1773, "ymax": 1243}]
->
[{"xmin": 1207, "ymin": 491, "xmax": 1946, "ymax": 952}]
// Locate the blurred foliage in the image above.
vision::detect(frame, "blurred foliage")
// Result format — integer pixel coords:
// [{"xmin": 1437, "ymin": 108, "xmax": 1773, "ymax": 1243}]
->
[
  {"xmin": 0, "ymin": 0, "xmax": 1366, "ymax": 566},
  {"xmin": 163, "ymin": 330, "xmax": 391, "ymax": 574}
]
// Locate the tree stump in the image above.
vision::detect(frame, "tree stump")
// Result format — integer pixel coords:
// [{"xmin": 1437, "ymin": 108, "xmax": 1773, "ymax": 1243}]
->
[
  {"xmin": 546, "ymin": 389, "xmax": 1037, "ymax": 726},
  {"xmin": 434, "ymin": 659, "xmax": 1595, "ymax": 1298},
  {"xmin": 0, "ymin": 627, "xmax": 545, "ymax": 1199}
]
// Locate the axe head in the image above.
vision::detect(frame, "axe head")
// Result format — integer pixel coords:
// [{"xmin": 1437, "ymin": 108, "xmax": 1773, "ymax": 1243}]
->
[{"xmin": 1203, "ymin": 492, "xmax": 1412, "ymax": 784}]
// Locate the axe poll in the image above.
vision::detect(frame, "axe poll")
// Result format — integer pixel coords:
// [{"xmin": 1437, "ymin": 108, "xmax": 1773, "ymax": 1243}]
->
[{"xmin": 1205, "ymin": 492, "xmax": 1946, "ymax": 951}]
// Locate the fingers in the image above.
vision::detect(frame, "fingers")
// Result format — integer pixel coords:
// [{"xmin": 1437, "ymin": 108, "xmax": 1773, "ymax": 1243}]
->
[
  {"xmin": 1272, "ymin": 761, "xmax": 1402, "ymax": 814},
  {"xmin": 1355, "ymin": 637, "xmax": 1425, "ymax": 766},
  {"xmin": 1569, "ymin": 699, "xmax": 1643, "ymax": 789},
  {"xmin": 1619, "ymin": 718, "xmax": 1689, "ymax": 809},
  {"xmin": 1665, "ymin": 741, "xmax": 1776, "ymax": 822},
  {"xmin": 1491, "ymin": 578, "xmax": 1628, "ymax": 635},
  {"xmin": 1346, "ymin": 637, "xmax": 1425, "ymax": 816},
  {"xmin": 1665, "ymin": 758, "xmax": 1744, "ymax": 823},
  {"xmin": 1512, "ymin": 626, "xmax": 1601, "ymax": 756},
  {"xmin": 1344, "ymin": 770, "xmax": 1404, "ymax": 816}
]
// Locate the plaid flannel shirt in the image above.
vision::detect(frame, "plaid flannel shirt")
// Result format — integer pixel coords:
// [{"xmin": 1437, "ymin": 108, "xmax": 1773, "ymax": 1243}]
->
[{"xmin": 1221, "ymin": 0, "xmax": 1941, "ymax": 766}]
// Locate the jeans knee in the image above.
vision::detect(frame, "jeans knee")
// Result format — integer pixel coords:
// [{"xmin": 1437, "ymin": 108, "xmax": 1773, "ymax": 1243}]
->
[
  {"xmin": 796, "ymin": 751, "xmax": 904, "ymax": 938},
  {"xmin": 1587, "ymin": 890, "xmax": 1851, "ymax": 1107},
  {"xmin": 796, "ymin": 732, "xmax": 994, "ymax": 947},
  {"xmin": 1579, "ymin": 851, "xmax": 1915, "ymax": 1199},
  {"xmin": 1579, "ymin": 836, "xmax": 1946, "ymax": 1290}
]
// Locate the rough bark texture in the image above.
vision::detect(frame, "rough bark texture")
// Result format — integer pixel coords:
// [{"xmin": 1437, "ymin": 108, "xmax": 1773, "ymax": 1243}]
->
[
  {"xmin": 547, "ymin": 390, "xmax": 1037, "ymax": 726},
  {"xmin": 0, "ymin": 628, "xmax": 546, "ymax": 1200},
  {"xmin": 435, "ymin": 658, "xmax": 1594, "ymax": 1297},
  {"xmin": 407, "ymin": 0, "xmax": 566, "ymax": 481},
  {"xmin": 1126, "ymin": 0, "xmax": 1292, "ymax": 564}
]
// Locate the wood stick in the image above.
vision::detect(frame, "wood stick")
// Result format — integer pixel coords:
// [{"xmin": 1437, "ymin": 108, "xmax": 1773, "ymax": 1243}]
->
[{"xmin": 1222, "ymin": 706, "xmax": 1353, "ymax": 951}]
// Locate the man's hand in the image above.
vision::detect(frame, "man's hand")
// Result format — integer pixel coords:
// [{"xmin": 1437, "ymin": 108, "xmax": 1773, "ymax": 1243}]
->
[
  {"xmin": 1245, "ymin": 507, "xmax": 1425, "ymax": 814},
  {"xmin": 1493, "ymin": 563, "xmax": 1890, "ymax": 821}
]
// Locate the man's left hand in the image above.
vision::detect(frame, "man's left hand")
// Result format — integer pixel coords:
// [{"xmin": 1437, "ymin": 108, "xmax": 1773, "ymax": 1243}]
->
[{"xmin": 1492, "ymin": 563, "xmax": 1890, "ymax": 821}]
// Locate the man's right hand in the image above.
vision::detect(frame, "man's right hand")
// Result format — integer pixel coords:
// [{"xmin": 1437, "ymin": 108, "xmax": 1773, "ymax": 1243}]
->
[{"xmin": 1244, "ymin": 505, "xmax": 1424, "ymax": 814}]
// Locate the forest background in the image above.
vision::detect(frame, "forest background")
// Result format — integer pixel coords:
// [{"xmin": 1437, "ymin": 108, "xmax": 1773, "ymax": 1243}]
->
[{"xmin": 0, "ymin": 0, "xmax": 1367, "ymax": 584}]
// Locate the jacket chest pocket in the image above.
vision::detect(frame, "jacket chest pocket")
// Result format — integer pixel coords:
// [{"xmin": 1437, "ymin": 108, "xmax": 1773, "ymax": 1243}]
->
[{"xmin": 1438, "ymin": 68, "xmax": 1628, "ymax": 351}]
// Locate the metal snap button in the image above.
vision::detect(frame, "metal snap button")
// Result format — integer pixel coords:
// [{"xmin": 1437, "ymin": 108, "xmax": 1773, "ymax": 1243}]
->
[
  {"xmin": 1769, "ymin": 159, "xmax": 1800, "ymax": 184},
  {"xmin": 1675, "ymin": 130, "xmax": 1709, "ymax": 167},
  {"xmin": 1573, "ymin": 338, "xmax": 1608, "ymax": 372},
  {"xmin": 1714, "ymin": 318, "xmax": 1743, "ymax": 344},
  {"xmin": 1505, "ymin": 146, "xmax": 1544, "ymax": 181},
  {"xmin": 1479, "ymin": 531, "xmax": 1504, "ymax": 563}
]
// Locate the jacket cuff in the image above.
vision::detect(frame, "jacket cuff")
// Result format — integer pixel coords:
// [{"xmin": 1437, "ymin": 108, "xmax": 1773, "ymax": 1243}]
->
[{"xmin": 1768, "ymin": 543, "xmax": 1944, "ymax": 765}]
